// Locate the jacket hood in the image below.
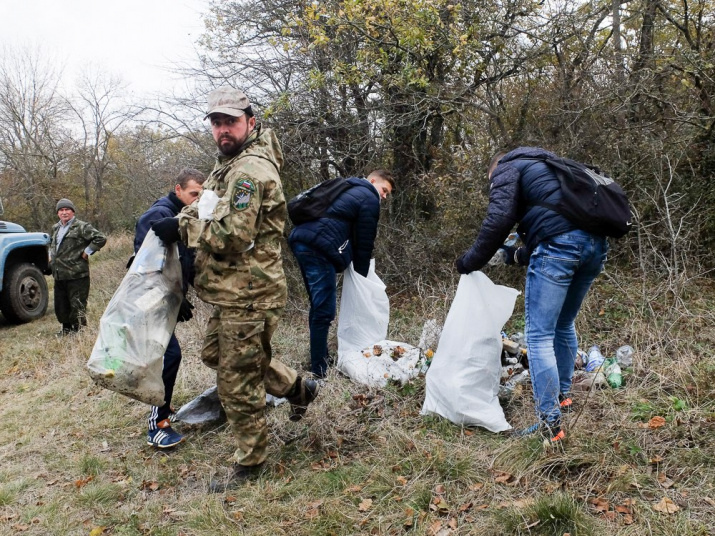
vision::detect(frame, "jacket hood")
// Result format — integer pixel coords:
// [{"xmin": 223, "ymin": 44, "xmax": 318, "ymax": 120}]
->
[{"xmin": 218, "ymin": 124, "xmax": 283, "ymax": 174}]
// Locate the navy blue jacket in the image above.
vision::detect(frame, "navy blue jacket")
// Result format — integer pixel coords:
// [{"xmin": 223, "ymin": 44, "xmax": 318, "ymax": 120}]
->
[
  {"xmin": 457, "ymin": 147, "xmax": 575, "ymax": 272},
  {"xmin": 288, "ymin": 177, "xmax": 381, "ymax": 276},
  {"xmin": 134, "ymin": 192, "xmax": 195, "ymax": 294}
]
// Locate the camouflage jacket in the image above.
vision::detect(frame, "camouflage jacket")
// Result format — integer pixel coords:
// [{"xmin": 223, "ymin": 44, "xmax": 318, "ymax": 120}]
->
[
  {"xmin": 178, "ymin": 126, "xmax": 287, "ymax": 310},
  {"xmin": 50, "ymin": 218, "xmax": 107, "ymax": 280}
]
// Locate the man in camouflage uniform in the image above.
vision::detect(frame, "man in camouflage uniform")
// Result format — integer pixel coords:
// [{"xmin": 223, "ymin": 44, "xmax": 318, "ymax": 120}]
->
[
  {"xmin": 50, "ymin": 198, "xmax": 107, "ymax": 335},
  {"xmin": 152, "ymin": 86, "xmax": 319, "ymax": 492}
]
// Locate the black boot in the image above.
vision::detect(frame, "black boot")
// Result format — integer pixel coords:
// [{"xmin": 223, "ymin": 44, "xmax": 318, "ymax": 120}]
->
[
  {"xmin": 208, "ymin": 463, "xmax": 263, "ymax": 493},
  {"xmin": 286, "ymin": 376, "xmax": 319, "ymax": 422}
]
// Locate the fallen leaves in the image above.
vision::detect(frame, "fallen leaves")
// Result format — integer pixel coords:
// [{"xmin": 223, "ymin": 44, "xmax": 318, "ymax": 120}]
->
[
  {"xmin": 653, "ymin": 496, "xmax": 680, "ymax": 514},
  {"xmin": 305, "ymin": 499, "xmax": 323, "ymax": 519},
  {"xmin": 74, "ymin": 476, "xmax": 94, "ymax": 489},
  {"xmin": 429, "ymin": 497, "xmax": 449, "ymax": 515},
  {"xmin": 358, "ymin": 498, "xmax": 373, "ymax": 512},
  {"xmin": 139, "ymin": 480, "xmax": 160, "ymax": 492},
  {"xmin": 493, "ymin": 470, "xmax": 518, "ymax": 485},
  {"xmin": 648, "ymin": 416, "xmax": 666, "ymax": 429},
  {"xmin": 588, "ymin": 497, "xmax": 635, "ymax": 524}
]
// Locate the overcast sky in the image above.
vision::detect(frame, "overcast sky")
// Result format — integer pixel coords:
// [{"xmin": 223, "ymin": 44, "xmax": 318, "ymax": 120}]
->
[{"xmin": 0, "ymin": 0, "xmax": 209, "ymax": 97}]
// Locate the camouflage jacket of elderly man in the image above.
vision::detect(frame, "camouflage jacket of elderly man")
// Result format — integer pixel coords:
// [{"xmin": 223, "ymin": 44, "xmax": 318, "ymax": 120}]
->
[
  {"xmin": 50, "ymin": 218, "xmax": 107, "ymax": 281},
  {"xmin": 177, "ymin": 124, "xmax": 287, "ymax": 309}
]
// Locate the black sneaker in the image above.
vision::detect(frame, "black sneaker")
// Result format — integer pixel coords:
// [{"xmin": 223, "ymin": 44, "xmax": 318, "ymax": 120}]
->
[
  {"xmin": 208, "ymin": 463, "xmax": 263, "ymax": 493},
  {"xmin": 287, "ymin": 377, "xmax": 319, "ymax": 422}
]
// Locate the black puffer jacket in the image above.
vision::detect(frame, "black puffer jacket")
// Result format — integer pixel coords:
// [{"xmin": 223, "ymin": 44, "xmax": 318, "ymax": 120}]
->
[
  {"xmin": 457, "ymin": 147, "xmax": 575, "ymax": 272},
  {"xmin": 134, "ymin": 192, "xmax": 195, "ymax": 294},
  {"xmin": 288, "ymin": 177, "xmax": 380, "ymax": 276}
]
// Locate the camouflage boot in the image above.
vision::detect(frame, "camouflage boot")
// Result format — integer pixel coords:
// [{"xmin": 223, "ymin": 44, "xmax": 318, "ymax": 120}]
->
[
  {"xmin": 208, "ymin": 463, "xmax": 263, "ymax": 493},
  {"xmin": 286, "ymin": 376, "xmax": 319, "ymax": 422}
]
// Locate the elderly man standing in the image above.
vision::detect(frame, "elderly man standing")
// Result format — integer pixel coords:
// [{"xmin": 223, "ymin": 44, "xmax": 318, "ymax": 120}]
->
[
  {"xmin": 50, "ymin": 199, "xmax": 106, "ymax": 335},
  {"xmin": 151, "ymin": 86, "xmax": 319, "ymax": 491}
]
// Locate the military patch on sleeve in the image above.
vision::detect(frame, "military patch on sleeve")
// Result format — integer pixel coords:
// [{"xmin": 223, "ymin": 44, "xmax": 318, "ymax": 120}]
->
[{"xmin": 233, "ymin": 179, "xmax": 256, "ymax": 211}]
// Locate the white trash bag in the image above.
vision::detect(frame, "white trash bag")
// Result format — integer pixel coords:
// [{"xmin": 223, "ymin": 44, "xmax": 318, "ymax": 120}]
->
[
  {"xmin": 87, "ymin": 230, "xmax": 183, "ymax": 406},
  {"xmin": 337, "ymin": 261, "xmax": 421, "ymax": 387},
  {"xmin": 421, "ymin": 271, "xmax": 519, "ymax": 432}
]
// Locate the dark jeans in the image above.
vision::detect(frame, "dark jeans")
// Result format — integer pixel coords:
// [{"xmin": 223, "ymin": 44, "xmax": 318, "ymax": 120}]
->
[
  {"xmin": 54, "ymin": 276, "xmax": 90, "ymax": 330},
  {"xmin": 148, "ymin": 333, "xmax": 182, "ymax": 429},
  {"xmin": 291, "ymin": 242, "xmax": 337, "ymax": 378}
]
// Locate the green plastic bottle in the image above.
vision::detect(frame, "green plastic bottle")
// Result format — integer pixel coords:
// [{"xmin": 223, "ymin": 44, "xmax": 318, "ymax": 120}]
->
[{"xmin": 603, "ymin": 357, "xmax": 623, "ymax": 388}]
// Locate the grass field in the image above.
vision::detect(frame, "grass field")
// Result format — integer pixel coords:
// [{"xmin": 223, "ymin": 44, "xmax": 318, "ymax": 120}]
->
[{"xmin": 0, "ymin": 233, "xmax": 713, "ymax": 535}]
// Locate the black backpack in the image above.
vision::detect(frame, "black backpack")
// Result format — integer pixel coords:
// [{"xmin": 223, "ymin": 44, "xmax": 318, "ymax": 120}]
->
[
  {"xmin": 529, "ymin": 156, "xmax": 633, "ymax": 238},
  {"xmin": 287, "ymin": 177, "xmax": 353, "ymax": 225}
]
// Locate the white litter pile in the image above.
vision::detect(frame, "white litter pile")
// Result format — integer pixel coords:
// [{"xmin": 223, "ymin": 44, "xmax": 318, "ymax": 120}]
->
[{"xmin": 336, "ymin": 261, "xmax": 424, "ymax": 387}]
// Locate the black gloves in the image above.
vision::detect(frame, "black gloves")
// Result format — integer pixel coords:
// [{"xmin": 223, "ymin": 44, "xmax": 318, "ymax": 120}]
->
[
  {"xmin": 151, "ymin": 217, "xmax": 180, "ymax": 245},
  {"xmin": 455, "ymin": 256, "xmax": 470, "ymax": 275},
  {"xmin": 177, "ymin": 298, "xmax": 194, "ymax": 322},
  {"xmin": 501, "ymin": 245, "xmax": 517, "ymax": 266}
]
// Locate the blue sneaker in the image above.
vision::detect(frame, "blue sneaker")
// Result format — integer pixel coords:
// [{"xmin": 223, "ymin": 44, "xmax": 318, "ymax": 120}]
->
[{"xmin": 147, "ymin": 419, "xmax": 184, "ymax": 448}]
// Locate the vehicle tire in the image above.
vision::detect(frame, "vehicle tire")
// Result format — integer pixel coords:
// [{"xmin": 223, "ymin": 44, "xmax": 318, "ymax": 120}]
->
[{"xmin": 0, "ymin": 262, "xmax": 49, "ymax": 323}]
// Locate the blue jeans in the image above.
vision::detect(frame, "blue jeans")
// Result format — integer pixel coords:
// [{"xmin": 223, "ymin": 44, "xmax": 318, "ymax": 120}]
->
[
  {"xmin": 525, "ymin": 230, "xmax": 608, "ymax": 425},
  {"xmin": 291, "ymin": 242, "xmax": 337, "ymax": 378}
]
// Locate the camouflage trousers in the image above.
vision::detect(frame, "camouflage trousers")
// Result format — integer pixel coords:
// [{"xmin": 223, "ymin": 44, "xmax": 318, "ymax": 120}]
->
[
  {"xmin": 53, "ymin": 276, "xmax": 90, "ymax": 329},
  {"xmin": 202, "ymin": 306, "xmax": 298, "ymax": 466}
]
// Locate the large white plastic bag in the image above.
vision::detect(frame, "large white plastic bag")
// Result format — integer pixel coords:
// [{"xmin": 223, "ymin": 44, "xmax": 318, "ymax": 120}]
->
[
  {"xmin": 87, "ymin": 230, "xmax": 183, "ymax": 406},
  {"xmin": 421, "ymin": 271, "xmax": 519, "ymax": 432},
  {"xmin": 337, "ymin": 260, "xmax": 389, "ymax": 352}
]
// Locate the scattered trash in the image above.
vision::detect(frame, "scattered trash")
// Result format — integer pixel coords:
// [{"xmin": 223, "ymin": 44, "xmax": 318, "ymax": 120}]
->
[
  {"xmin": 487, "ymin": 233, "xmax": 520, "ymax": 266},
  {"xmin": 585, "ymin": 345, "xmax": 606, "ymax": 372},
  {"xmin": 175, "ymin": 386, "xmax": 225, "ymax": 424},
  {"xmin": 343, "ymin": 340, "xmax": 422, "ymax": 387},
  {"xmin": 576, "ymin": 349, "xmax": 588, "ymax": 369},
  {"xmin": 498, "ymin": 369, "xmax": 530, "ymax": 401},
  {"xmin": 337, "ymin": 261, "xmax": 422, "ymax": 387},
  {"xmin": 572, "ymin": 370, "xmax": 608, "ymax": 391},
  {"xmin": 175, "ymin": 385, "xmax": 285, "ymax": 425},
  {"xmin": 603, "ymin": 357, "xmax": 623, "ymax": 388},
  {"xmin": 616, "ymin": 345, "xmax": 634, "ymax": 367}
]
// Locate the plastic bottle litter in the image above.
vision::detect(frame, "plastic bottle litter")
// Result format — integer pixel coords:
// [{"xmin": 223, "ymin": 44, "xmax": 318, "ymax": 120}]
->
[
  {"xmin": 603, "ymin": 357, "xmax": 623, "ymax": 388},
  {"xmin": 585, "ymin": 345, "xmax": 605, "ymax": 372},
  {"xmin": 504, "ymin": 232, "xmax": 519, "ymax": 247},
  {"xmin": 616, "ymin": 345, "xmax": 634, "ymax": 367},
  {"xmin": 488, "ymin": 233, "xmax": 520, "ymax": 265},
  {"xmin": 498, "ymin": 370, "xmax": 530, "ymax": 401},
  {"xmin": 575, "ymin": 349, "xmax": 588, "ymax": 369},
  {"xmin": 488, "ymin": 248, "xmax": 508, "ymax": 266},
  {"xmin": 510, "ymin": 331, "xmax": 526, "ymax": 347}
]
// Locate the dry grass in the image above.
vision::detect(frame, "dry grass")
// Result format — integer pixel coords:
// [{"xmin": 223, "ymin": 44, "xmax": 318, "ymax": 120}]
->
[{"xmin": 0, "ymin": 234, "xmax": 713, "ymax": 535}]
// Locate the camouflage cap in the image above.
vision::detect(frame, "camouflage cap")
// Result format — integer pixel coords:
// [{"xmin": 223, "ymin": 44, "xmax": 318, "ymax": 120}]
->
[
  {"xmin": 56, "ymin": 198, "xmax": 76, "ymax": 212},
  {"xmin": 205, "ymin": 86, "xmax": 251, "ymax": 119}
]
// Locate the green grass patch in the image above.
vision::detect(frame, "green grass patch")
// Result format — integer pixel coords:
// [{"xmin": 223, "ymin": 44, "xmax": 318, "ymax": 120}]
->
[{"xmin": 492, "ymin": 492, "xmax": 596, "ymax": 535}]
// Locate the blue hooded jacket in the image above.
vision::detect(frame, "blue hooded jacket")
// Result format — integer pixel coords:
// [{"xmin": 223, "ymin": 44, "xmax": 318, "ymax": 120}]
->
[
  {"xmin": 288, "ymin": 177, "xmax": 381, "ymax": 276},
  {"xmin": 134, "ymin": 192, "xmax": 195, "ymax": 294},
  {"xmin": 457, "ymin": 147, "xmax": 575, "ymax": 272}
]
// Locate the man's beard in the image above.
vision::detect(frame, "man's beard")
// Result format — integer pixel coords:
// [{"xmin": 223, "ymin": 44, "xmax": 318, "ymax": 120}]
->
[{"xmin": 217, "ymin": 135, "xmax": 242, "ymax": 157}]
